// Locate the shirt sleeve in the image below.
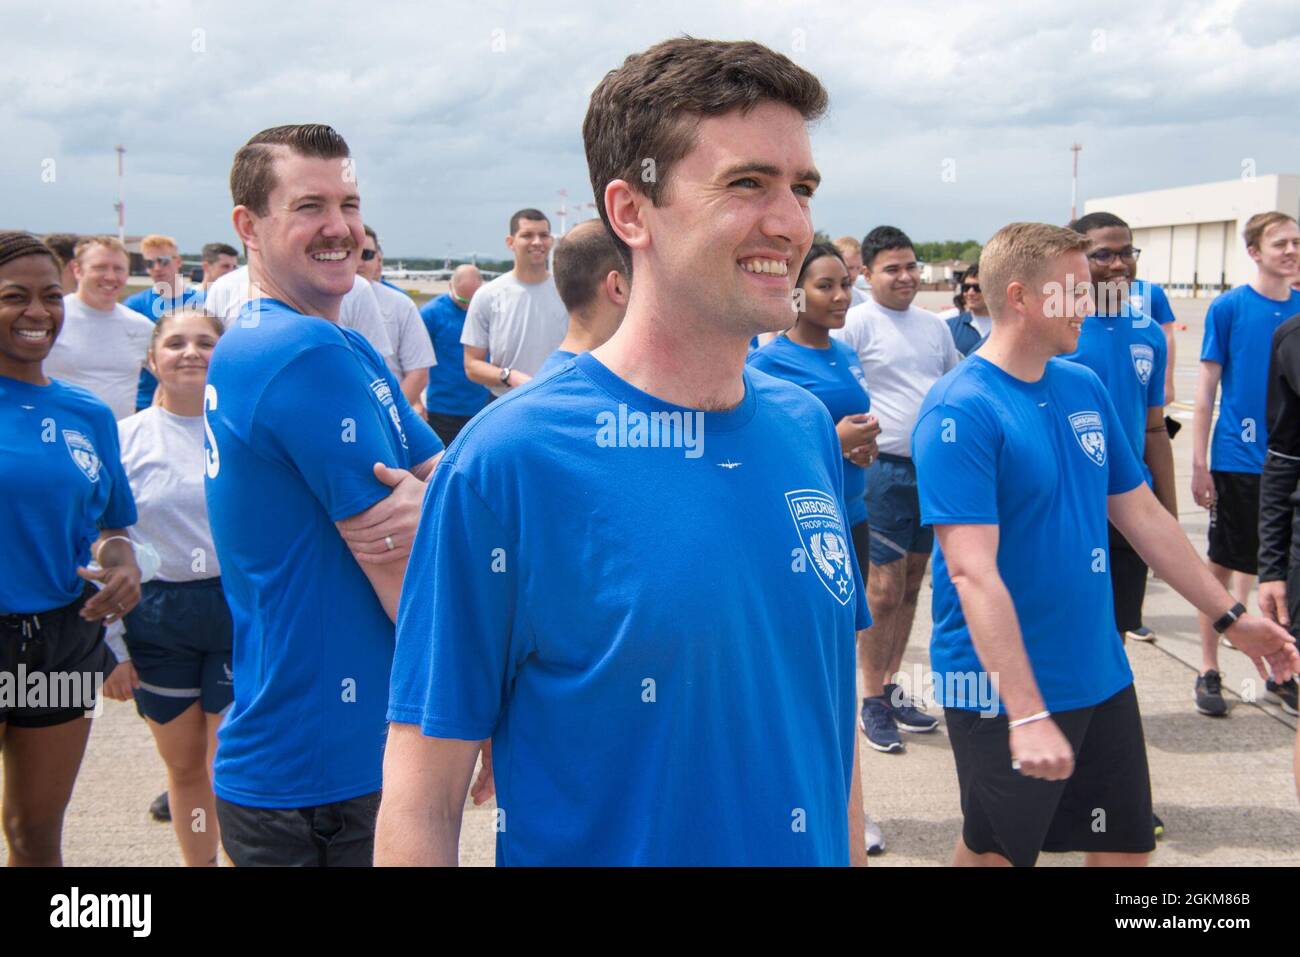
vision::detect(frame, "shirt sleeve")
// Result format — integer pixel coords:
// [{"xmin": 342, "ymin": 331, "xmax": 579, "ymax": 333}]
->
[
  {"xmin": 387, "ymin": 463, "xmax": 533, "ymax": 739},
  {"xmin": 1200, "ymin": 297, "xmax": 1231, "ymax": 364},
  {"xmin": 252, "ymin": 344, "xmax": 407, "ymax": 522},
  {"xmin": 1104, "ymin": 388, "xmax": 1145, "ymax": 495},
  {"xmin": 344, "ymin": 281, "xmax": 395, "ymax": 362},
  {"xmin": 396, "ymin": 297, "xmax": 437, "ymax": 371},
  {"xmin": 96, "ymin": 406, "xmax": 138, "ymax": 529},
  {"xmin": 1150, "ymin": 284, "xmax": 1176, "ymax": 327},
  {"xmin": 460, "ymin": 287, "xmax": 492, "ymax": 350},
  {"xmin": 913, "ymin": 400, "xmax": 1000, "ymax": 525}
]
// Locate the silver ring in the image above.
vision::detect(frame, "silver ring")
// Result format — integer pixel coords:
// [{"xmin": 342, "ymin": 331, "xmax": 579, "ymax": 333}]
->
[
  {"xmin": 1011, "ymin": 759, "xmax": 1022, "ymax": 772},
  {"xmin": 384, "ymin": 535, "xmax": 395, "ymax": 551}
]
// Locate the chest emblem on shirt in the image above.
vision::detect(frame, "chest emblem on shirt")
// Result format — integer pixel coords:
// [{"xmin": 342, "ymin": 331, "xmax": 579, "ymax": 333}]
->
[
  {"xmin": 785, "ymin": 489, "xmax": 854, "ymax": 606},
  {"xmin": 1130, "ymin": 343, "xmax": 1154, "ymax": 386},
  {"xmin": 851, "ymin": 365, "xmax": 869, "ymax": 393},
  {"xmin": 62, "ymin": 429, "xmax": 101, "ymax": 483},
  {"xmin": 1067, "ymin": 411, "xmax": 1107, "ymax": 468},
  {"xmin": 369, "ymin": 377, "xmax": 408, "ymax": 450}
]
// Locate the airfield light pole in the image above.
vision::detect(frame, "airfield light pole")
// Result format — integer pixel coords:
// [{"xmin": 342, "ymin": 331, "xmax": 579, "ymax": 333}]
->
[
  {"xmin": 1070, "ymin": 143, "xmax": 1082, "ymax": 222},
  {"xmin": 114, "ymin": 145, "xmax": 126, "ymax": 243}
]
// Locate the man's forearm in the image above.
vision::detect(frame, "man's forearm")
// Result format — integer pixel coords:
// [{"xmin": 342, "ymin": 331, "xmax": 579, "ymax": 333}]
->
[
  {"xmin": 465, "ymin": 356, "xmax": 501, "ymax": 388},
  {"xmin": 952, "ymin": 572, "xmax": 1045, "ymax": 719},
  {"xmin": 400, "ymin": 369, "xmax": 428, "ymax": 407},
  {"xmin": 373, "ymin": 804, "xmax": 461, "ymax": 866},
  {"xmin": 1144, "ymin": 430, "xmax": 1178, "ymax": 516},
  {"xmin": 1163, "ymin": 324, "xmax": 1177, "ymax": 405}
]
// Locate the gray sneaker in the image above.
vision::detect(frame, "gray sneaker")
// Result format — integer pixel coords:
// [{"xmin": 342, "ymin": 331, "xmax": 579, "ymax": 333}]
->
[
  {"xmin": 884, "ymin": 682, "xmax": 939, "ymax": 733},
  {"xmin": 865, "ymin": 813, "xmax": 885, "ymax": 856},
  {"xmin": 1195, "ymin": 670, "xmax": 1228, "ymax": 717}
]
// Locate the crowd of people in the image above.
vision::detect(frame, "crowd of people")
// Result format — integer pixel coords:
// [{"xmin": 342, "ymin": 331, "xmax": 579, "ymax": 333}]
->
[{"xmin": 2, "ymin": 35, "xmax": 1299, "ymax": 868}]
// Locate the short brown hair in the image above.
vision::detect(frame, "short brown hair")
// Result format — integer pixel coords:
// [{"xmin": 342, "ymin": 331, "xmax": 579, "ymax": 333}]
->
[
  {"xmin": 1242, "ymin": 211, "xmax": 1297, "ymax": 251},
  {"xmin": 553, "ymin": 221, "xmax": 625, "ymax": 314},
  {"xmin": 230, "ymin": 124, "xmax": 350, "ymax": 216},
  {"xmin": 980, "ymin": 222, "xmax": 1090, "ymax": 315},
  {"xmin": 73, "ymin": 235, "xmax": 129, "ymax": 263},
  {"xmin": 42, "ymin": 233, "xmax": 79, "ymax": 266},
  {"xmin": 583, "ymin": 37, "xmax": 828, "ymax": 264},
  {"xmin": 149, "ymin": 305, "xmax": 225, "ymax": 354},
  {"xmin": 832, "ymin": 236, "xmax": 861, "ymax": 257}
]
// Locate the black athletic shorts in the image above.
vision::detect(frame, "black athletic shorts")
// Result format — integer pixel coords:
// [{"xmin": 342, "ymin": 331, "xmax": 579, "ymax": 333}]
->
[
  {"xmin": 1108, "ymin": 523, "xmax": 1148, "ymax": 634},
  {"xmin": 0, "ymin": 584, "xmax": 114, "ymax": 728},
  {"xmin": 944, "ymin": 683, "xmax": 1154, "ymax": 866},
  {"xmin": 850, "ymin": 520, "xmax": 870, "ymax": 590},
  {"xmin": 1207, "ymin": 470, "xmax": 1261, "ymax": 575},
  {"xmin": 426, "ymin": 410, "xmax": 473, "ymax": 448},
  {"xmin": 216, "ymin": 791, "xmax": 382, "ymax": 867}
]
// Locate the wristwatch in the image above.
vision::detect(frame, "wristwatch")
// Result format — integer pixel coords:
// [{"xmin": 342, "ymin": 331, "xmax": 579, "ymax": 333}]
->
[
  {"xmin": 499, "ymin": 366, "xmax": 512, "ymax": 386},
  {"xmin": 1211, "ymin": 602, "xmax": 1246, "ymax": 634}
]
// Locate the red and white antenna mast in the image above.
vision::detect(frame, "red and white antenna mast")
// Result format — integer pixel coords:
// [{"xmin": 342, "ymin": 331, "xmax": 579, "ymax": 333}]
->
[
  {"xmin": 114, "ymin": 145, "xmax": 126, "ymax": 243},
  {"xmin": 1070, "ymin": 143, "xmax": 1082, "ymax": 222}
]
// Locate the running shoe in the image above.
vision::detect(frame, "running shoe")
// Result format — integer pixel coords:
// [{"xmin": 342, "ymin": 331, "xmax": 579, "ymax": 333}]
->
[
  {"xmin": 860, "ymin": 696, "xmax": 904, "ymax": 753},
  {"xmin": 1125, "ymin": 626, "xmax": 1156, "ymax": 642},
  {"xmin": 865, "ymin": 813, "xmax": 885, "ymax": 856},
  {"xmin": 1265, "ymin": 677, "xmax": 1299, "ymax": 716},
  {"xmin": 1194, "ymin": 670, "xmax": 1228, "ymax": 717},
  {"xmin": 1153, "ymin": 812, "xmax": 1165, "ymax": 840},
  {"xmin": 149, "ymin": 790, "xmax": 170, "ymax": 823},
  {"xmin": 884, "ymin": 682, "xmax": 939, "ymax": 732}
]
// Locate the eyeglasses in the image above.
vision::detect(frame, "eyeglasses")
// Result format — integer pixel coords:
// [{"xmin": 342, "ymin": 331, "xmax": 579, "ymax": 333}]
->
[
  {"xmin": 360, "ymin": 249, "xmax": 377, "ymax": 261},
  {"xmin": 963, "ymin": 283, "xmax": 981, "ymax": 293},
  {"xmin": 142, "ymin": 256, "xmax": 173, "ymax": 268},
  {"xmin": 1087, "ymin": 247, "xmax": 1141, "ymax": 265}
]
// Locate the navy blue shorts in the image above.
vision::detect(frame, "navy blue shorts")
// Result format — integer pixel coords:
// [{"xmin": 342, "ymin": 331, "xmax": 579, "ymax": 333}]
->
[
  {"xmin": 122, "ymin": 578, "xmax": 233, "ymax": 724},
  {"xmin": 865, "ymin": 454, "xmax": 933, "ymax": 565}
]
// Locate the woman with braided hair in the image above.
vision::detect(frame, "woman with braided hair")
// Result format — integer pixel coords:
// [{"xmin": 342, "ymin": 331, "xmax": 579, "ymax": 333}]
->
[{"xmin": 0, "ymin": 231, "xmax": 141, "ymax": 865}]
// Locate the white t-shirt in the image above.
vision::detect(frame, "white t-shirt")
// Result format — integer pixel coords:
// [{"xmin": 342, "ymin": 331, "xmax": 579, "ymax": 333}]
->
[
  {"xmin": 117, "ymin": 406, "xmax": 220, "ymax": 582},
  {"xmin": 460, "ymin": 271, "xmax": 567, "ymax": 395},
  {"xmin": 45, "ymin": 295, "xmax": 154, "ymax": 419},
  {"xmin": 371, "ymin": 280, "xmax": 436, "ymax": 378},
  {"xmin": 205, "ymin": 265, "xmax": 395, "ymax": 365},
  {"xmin": 850, "ymin": 285, "xmax": 871, "ymax": 308},
  {"xmin": 831, "ymin": 299, "xmax": 960, "ymax": 458}
]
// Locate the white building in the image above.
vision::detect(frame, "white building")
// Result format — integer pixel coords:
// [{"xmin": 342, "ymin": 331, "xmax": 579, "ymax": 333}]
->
[{"xmin": 1084, "ymin": 174, "xmax": 1300, "ymax": 298}]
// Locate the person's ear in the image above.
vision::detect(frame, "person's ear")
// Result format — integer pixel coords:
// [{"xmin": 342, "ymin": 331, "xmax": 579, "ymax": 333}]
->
[
  {"xmin": 232, "ymin": 205, "xmax": 260, "ymax": 254},
  {"xmin": 605, "ymin": 180, "xmax": 650, "ymax": 260},
  {"xmin": 606, "ymin": 269, "xmax": 629, "ymax": 307}
]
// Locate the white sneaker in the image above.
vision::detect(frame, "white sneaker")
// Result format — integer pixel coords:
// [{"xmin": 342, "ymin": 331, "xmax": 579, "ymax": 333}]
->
[{"xmin": 865, "ymin": 813, "xmax": 885, "ymax": 856}]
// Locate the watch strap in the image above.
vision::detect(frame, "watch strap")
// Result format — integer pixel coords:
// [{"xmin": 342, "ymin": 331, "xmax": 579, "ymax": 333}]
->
[{"xmin": 1212, "ymin": 602, "xmax": 1246, "ymax": 634}]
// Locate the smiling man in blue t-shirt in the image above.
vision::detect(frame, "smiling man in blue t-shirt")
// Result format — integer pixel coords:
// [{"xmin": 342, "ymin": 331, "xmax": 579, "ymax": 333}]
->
[
  {"xmin": 377, "ymin": 38, "xmax": 872, "ymax": 867},
  {"xmin": 1191, "ymin": 211, "xmax": 1300, "ymax": 716},
  {"xmin": 912, "ymin": 222, "xmax": 1297, "ymax": 868},
  {"xmin": 204, "ymin": 124, "xmax": 442, "ymax": 867}
]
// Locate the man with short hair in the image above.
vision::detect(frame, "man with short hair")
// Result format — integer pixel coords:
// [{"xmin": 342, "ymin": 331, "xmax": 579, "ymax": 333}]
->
[
  {"xmin": 420, "ymin": 265, "xmax": 488, "ymax": 447},
  {"xmin": 833, "ymin": 235, "xmax": 869, "ymax": 307},
  {"xmin": 460, "ymin": 209, "xmax": 567, "ymax": 396},
  {"xmin": 125, "ymin": 234, "xmax": 205, "ymax": 409},
  {"xmin": 537, "ymin": 219, "xmax": 628, "ymax": 376},
  {"xmin": 359, "ymin": 225, "xmax": 436, "ymax": 407},
  {"xmin": 200, "ymin": 242, "xmax": 239, "ymax": 289},
  {"xmin": 379, "ymin": 37, "xmax": 870, "ymax": 866},
  {"xmin": 43, "ymin": 233, "xmax": 80, "ymax": 292},
  {"xmin": 1191, "ymin": 211, "xmax": 1300, "ymax": 716},
  {"xmin": 913, "ymin": 221, "xmax": 1298, "ymax": 868},
  {"xmin": 1063, "ymin": 212, "xmax": 1176, "ymax": 650},
  {"xmin": 832, "ymin": 225, "xmax": 959, "ymax": 753},
  {"xmin": 44, "ymin": 236, "xmax": 154, "ymax": 419},
  {"xmin": 204, "ymin": 124, "xmax": 443, "ymax": 867}
]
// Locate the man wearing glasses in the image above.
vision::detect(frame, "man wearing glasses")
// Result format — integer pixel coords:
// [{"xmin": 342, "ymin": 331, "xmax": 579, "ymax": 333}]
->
[
  {"xmin": 125, "ymin": 234, "xmax": 205, "ymax": 409},
  {"xmin": 358, "ymin": 224, "xmax": 436, "ymax": 409},
  {"xmin": 946, "ymin": 262, "xmax": 990, "ymax": 357},
  {"xmin": 1192, "ymin": 211, "xmax": 1300, "ymax": 717}
]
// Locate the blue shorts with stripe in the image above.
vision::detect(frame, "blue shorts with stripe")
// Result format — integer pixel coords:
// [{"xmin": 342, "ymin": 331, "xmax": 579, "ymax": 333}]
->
[
  {"xmin": 865, "ymin": 453, "xmax": 934, "ymax": 566},
  {"xmin": 122, "ymin": 577, "xmax": 233, "ymax": 724}
]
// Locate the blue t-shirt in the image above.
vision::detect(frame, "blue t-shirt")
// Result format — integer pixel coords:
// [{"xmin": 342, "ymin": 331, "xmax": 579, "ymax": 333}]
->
[
  {"xmin": 535, "ymin": 348, "xmax": 577, "ymax": 379},
  {"xmin": 1129, "ymin": 280, "xmax": 1175, "ymax": 327},
  {"xmin": 912, "ymin": 356, "xmax": 1144, "ymax": 714},
  {"xmin": 389, "ymin": 353, "xmax": 870, "ymax": 865},
  {"xmin": 1062, "ymin": 302, "xmax": 1166, "ymax": 486},
  {"xmin": 0, "ymin": 376, "xmax": 136, "ymax": 614},
  {"xmin": 747, "ymin": 336, "xmax": 871, "ymax": 526},
  {"xmin": 1201, "ymin": 284, "xmax": 1300, "ymax": 473},
  {"xmin": 420, "ymin": 293, "xmax": 491, "ymax": 416},
  {"xmin": 204, "ymin": 299, "xmax": 442, "ymax": 808},
  {"xmin": 123, "ymin": 286, "xmax": 205, "ymax": 410}
]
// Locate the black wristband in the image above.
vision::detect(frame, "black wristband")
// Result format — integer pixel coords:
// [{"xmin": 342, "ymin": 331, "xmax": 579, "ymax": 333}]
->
[{"xmin": 1212, "ymin": 602, "xmax": 1246, "ymax": 634}]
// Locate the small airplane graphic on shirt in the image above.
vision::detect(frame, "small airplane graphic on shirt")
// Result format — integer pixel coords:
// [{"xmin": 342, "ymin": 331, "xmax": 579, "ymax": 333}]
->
[{"xmin": 718, "ymin": 460, "xmax": 743, "ymax": 469}]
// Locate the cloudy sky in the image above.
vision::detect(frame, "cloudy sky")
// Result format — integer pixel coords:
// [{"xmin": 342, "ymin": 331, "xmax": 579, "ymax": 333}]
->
[{"xmin": 4, "ymin": 0, "xmax": 1299, "ymax": 258}]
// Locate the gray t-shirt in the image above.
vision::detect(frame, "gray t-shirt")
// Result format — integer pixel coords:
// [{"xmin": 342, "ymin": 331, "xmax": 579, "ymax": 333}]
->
[
  {"xmin": 45, "ymin": 295, "xmax": 154, "ymax": 419},
  {"xmin": 117, "ymin": 406, "xmax": 220, "ymax": 582},
  {"xmin": 460, "ymin": 271, "xmax": 567, "ymax": 395},
  {"xmin": 371, "ymin": 280, "xmax": 436, "ymax": 378}
]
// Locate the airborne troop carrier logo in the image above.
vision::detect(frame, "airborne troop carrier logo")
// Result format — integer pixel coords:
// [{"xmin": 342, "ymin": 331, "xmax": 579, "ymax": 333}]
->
[
  {"xmin": 1068, "ymin": 411, "xmax": 1107, "ymax": 467},
  {"xmin": 62, "ymin": 429, "xmax": 101, "ymax": 483},
  {"xmin": 1130, "ymin": 343, "xmax": 1154, "ymax": 386},
  {"xmin": 785, "ymin": 489, "xmax": 854, "ymax": 606}
]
